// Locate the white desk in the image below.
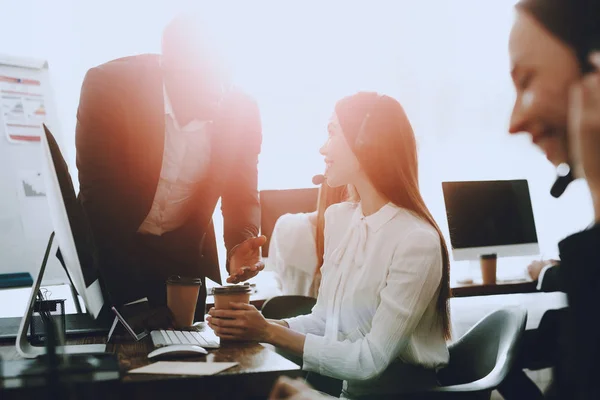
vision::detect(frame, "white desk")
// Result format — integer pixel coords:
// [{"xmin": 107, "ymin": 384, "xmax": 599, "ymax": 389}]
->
[
  {"xmin": 0, "ymin": 271, "xmax": 566, "ymax": 340},
  {"xmin": 450, "ymin": 291, "xmax": 567, "ymax": 338}
]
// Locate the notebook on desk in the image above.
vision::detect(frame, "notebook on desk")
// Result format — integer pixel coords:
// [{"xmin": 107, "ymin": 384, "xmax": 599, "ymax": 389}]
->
[{"xmin": 0, "ymin": 273, "xmax": 33, "ymax": 289}]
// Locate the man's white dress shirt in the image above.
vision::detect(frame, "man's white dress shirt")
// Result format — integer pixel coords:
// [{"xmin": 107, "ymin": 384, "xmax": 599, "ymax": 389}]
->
[{"xmin": 138, "ymin": 84, "xmax": 212, "ymax": 236}]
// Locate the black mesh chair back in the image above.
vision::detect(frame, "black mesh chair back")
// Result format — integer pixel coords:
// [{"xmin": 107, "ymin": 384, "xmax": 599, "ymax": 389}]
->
[{"xmin": 261, "ymin": 295, "xmax": 316, "ymax": 320}]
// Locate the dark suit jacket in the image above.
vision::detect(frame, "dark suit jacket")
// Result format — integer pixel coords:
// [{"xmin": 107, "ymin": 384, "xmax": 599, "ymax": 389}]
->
[
  {"xmin": 557, "ymin": 224, "xmax": 600, "ymax": 399},
  {"xmin": 76, "ymin": 54, "xmax": 262, "ymax": 308},
  {"xmin": 539, "ymin": 264, "xmax": 562, "ymax": 292}
]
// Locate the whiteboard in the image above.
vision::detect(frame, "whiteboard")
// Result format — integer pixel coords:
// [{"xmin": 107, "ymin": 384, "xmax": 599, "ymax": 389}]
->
[{"xmin": 0, "ymin": 54, "xmax": 67, "ymax": 284}]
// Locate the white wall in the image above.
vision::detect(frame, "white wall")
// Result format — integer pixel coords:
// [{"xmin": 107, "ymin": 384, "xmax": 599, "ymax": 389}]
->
[
  {"xmin": 0, "ymin": 59, "xmax": 68, "ymax": 283},
  {"xmin": 0, "ymin": 0, "xmax": 593, "ymax": 284}
]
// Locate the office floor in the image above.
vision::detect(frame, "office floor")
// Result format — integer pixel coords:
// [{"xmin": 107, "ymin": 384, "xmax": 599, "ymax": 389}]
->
[{"xmin": 488, "ymin": 369, "xmax": 552, "ymax": 399}]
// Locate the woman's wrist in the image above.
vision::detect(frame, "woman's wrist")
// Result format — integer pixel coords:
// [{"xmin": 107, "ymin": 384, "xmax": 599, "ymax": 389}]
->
[
  {"xmin": 265, "ymin": 321, "xmax": 306, "ymax": 356},
  {"xmin": 265, "ymin": 321, "xmax": 283, "ymax": 344},
  {"xmin": 268, "ymin": 319, "xmax": 289, "ymax": 328}
]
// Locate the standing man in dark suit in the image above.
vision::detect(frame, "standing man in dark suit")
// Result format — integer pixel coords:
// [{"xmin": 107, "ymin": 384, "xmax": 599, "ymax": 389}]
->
[{"xmin": 75, "ymin": 14, "xmax": 266, "ymax": 318}]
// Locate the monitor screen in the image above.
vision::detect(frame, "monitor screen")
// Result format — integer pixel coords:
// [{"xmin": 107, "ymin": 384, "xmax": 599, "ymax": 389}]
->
[
  {"xmin": 442, "ymin": 180, "xmax": 538, "ymax": 250},
  {"xmin": 41, "ymin": 125, "xmax": 104, "ymax": 318}
]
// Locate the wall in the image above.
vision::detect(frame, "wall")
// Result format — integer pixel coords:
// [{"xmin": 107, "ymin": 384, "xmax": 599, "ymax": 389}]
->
[{"xmin": 0, "ymin": 0, "xmax": 593, "ymax": 284}]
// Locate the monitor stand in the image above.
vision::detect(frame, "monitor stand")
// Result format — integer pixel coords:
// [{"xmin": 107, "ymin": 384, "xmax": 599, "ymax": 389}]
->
[{"xmin": 16, "ymin": 232, "xmax": 106, "ymax": 359}]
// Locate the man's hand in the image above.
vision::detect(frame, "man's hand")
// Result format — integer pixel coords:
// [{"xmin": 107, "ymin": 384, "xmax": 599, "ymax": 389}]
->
[
  {"xmin": 527, "ymin": 259, "xmax": 559, "ymax": 281},
  {"xmin": 269, "ymin": 377, "xmax": 328, "ymax": 400},
  {"xmin": 569, "ymin": 52, "xmax": 600, "ymax": 222},
  {"xmin": 227, "ymin": 235, "xmax": 267, "ymax": 283}
]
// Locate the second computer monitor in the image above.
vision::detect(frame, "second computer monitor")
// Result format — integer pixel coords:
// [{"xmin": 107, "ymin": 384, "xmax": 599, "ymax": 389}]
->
[
  {"xmin": 442, "ymin": 179, "xmax": 539, "ymax": 261},
  {"xmin": 41, "ymin": 125, "xmax": 104, "ymax": 317}
]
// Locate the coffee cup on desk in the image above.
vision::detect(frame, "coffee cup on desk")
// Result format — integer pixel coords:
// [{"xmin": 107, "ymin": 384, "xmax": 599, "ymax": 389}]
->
[
  {"xmin": 213, "ymin": 285, "xmax": 252, "ymax": 310},
  {"xmin": 480, "ymin": 254, "xmax": 497, "ymax": 285},
  {"xmin": 166, "ymin": 275, "xmax": 202, "ymax": 329}
]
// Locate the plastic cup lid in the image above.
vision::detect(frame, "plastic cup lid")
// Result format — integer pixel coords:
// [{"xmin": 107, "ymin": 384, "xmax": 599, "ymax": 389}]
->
[
  {"xmin": 166, "ymin": 275, "xmax": 203, "ymax": 286},
  {"xmin": 212, "ymin": 285, "xmax": 252, "ymax": 295}
]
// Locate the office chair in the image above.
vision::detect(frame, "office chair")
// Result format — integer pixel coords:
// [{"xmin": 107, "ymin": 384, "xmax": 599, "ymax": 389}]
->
[
  {"xmin": 361, "ymin": 307, "xmax": 527, "ymax": 400},
  {"xmin": 261, "ymin": 295, "xmax": 316, "ymax": 320},
  {"xmin": 259, "ymin": 188, "xmax": 318, "ymax": 257},
  {"xmin": 425, "ymin": 306, "xmax": 528, "ymax": 400}
]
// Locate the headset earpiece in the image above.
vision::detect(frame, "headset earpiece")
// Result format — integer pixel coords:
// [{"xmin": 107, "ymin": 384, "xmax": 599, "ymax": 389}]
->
[
  {"xmin": 355, "ymin": 113, "xmax": 371, "ymax": 149},
  {"xmin": 355, "ymin": 93, "xmax": 384, "ymax": 149}
]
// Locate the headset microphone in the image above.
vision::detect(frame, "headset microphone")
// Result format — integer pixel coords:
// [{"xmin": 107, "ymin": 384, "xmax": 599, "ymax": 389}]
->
[
  {"xmin": 312, "ymin": 174, "xmax": 325, "ymax": 186},
  {"xmin": 550, "ymin": 163, "xmax": 574, "ymax": 198}
]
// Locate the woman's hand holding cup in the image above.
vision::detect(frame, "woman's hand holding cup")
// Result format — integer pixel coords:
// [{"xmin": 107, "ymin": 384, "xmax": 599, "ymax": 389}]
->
[{"xmin": 207, "ymin": 302, "xmax": 272, "ymax": 342}]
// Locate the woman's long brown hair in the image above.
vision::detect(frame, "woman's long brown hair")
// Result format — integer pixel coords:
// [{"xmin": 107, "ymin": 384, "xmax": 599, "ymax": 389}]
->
[
  {"xmin": 339, "ymin": 93, "xmax": 451, "ymax": 339},
  {"xmin": 315, "ymin": 184, "xmax": 348, "ymax": 270},
  {"xmin": 308, "ymin": 183, "xmax": 347, "ymax": 297}
]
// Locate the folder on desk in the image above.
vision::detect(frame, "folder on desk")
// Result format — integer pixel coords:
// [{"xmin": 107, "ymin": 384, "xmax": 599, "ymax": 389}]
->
[
  {"xmin": 0, "ymin": 272, "xmax": 33, "ymax": 289},
  {"xmin": 129, "ymin": 361, "xmax": 238, "ymax": 376}
]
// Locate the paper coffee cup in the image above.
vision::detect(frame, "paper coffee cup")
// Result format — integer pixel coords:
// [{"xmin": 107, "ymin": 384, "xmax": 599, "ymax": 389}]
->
[
  {"xmin": 213, "ymin": 285, "xmax": 252, "ymax": 310},
  {"xmin": 480, "ymin": 254, "xmax": 497, "ymax": 285},
  {"xmin": 166, "ymin": 275, "xmax": 202, "ymax": 329}
]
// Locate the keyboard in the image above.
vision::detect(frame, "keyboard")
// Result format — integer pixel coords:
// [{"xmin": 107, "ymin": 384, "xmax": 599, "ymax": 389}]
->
[{"xmin": 150, "ymin": 329, "xmax": 220, "ymax": 349}]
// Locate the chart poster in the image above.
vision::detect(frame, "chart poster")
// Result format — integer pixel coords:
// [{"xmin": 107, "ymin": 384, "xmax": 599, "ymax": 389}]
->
[
  {"xmin": 0, "ymin": 75, "xmax": 46, "ymax": 143},
  {"xmin": 17, "ymin": 170, "xmax": 46, "ymax": 199}
]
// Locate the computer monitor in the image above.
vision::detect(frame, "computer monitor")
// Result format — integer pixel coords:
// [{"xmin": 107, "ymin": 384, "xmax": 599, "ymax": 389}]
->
[
  {"xmin": 16, "ymin": 125, "xmax": 106, "ymax": 358},
  {"xmin": 442, "ymin": 179, "xmax": 540, "ymax": 261}
]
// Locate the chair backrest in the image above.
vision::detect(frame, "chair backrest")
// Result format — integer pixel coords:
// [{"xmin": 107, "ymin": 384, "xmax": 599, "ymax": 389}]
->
[
  {"xmin": 435, "ymin": 306, "xmax": 527, "ymax": 393},
  {"xmin": 261, "ymin": 295, "xmax": 317, "ymax": 320},
  {"xmin": 260, "ymin": 188, "xmax": 318, "ymax": 257}
]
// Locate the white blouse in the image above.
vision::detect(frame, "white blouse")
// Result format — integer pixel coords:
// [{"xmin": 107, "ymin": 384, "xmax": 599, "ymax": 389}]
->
[
  {"xmin": 268, "ymin": 213, "xmax": 319, "ymax": 297},
  {"xmin": 284, "ymin": 201, "xmax": 449, "ymax": 389}
]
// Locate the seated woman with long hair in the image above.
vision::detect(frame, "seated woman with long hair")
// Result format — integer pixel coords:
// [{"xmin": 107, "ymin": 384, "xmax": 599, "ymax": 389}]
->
[
  {"xmin": 269, "ymin": 181, "xmax": 347, "ymax": 297},
  {"xmin": 208, "ymin": 92, "xmax": 451, "ymax": 398}
]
